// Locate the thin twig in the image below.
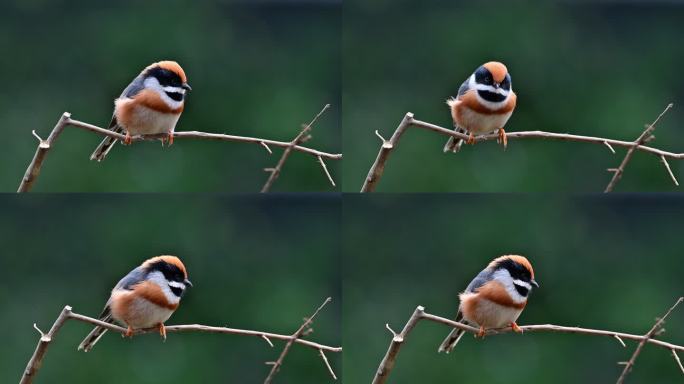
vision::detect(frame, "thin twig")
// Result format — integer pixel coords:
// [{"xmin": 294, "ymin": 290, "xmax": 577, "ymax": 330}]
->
[
  {"xmin": 319, "ymin": 349, "xmax": 338, "ymax": 380},
  {"xmin": 372, "ymin": 302, "xmax": 684, "ymax": 383},
  {"xmin": 605, "ymin": 103, "xmax": 674, "ymax": 192},
  {"xmin": 660, "ymin": 155, "xmax": 680, "ymax": 186},
  {"xmin": 263, "ymin": 297, "xmax": 334, "ymax": 383},
  {"xmin": 616, "ymin": 297, "xmax": 684, "ymax": 384},
  {"xmin": 673, "ymin": 349, "xmax": 684, "ymax": 374},
  {"xmin": 361, "ymin": 104, "xmax": 681, "ymax": 192},
  {"xmin": 17, "ymin": 111, "xmax": 341, "ymax": 192},
  {"xmin": 20, "ymin": 305, "xmax": 341, "ymax": 384},
  {"xmin": 261, "ymin": 104, "xmax": 331, "ymax": 193},
  {"xmin": 318, "ymin": 156, "xmax": 336, "ymax": 187}
]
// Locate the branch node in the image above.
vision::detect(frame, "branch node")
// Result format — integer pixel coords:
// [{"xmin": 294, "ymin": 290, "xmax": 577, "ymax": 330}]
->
[
  {"xmin": 375, "ymin": 130, "xmax": 389, "ymax": 144},
  {"xmin": 32, "ymin": 323, "xmax": 46, "ymax": 339},
  {"xmin": 262, "ymin": 334, "xmax": 274, "ymax": 348},
  {"xmin": 385, "ymin": 323, "xmax": 398, "ymax": 338},
  {"xmin": 260, "ymin": 141, "xmax": 273, "ymax": 154},
  {"xmin": 604, "ymin": 141, "xmax": 616, "ymax": 154}
]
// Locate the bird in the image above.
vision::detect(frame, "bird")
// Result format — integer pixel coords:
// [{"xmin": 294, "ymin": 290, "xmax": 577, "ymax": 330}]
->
[
  {"xmin": 443, "ymin": 61, "xmax": 517, "ymax": 153},
  {"xmin": 78, "ymin": 255, "xmax": 192, "ymax": 352},
  {"xmin": 89, "ymin": 61, "xmax": 191, "ymax": 162},
  {"xmin": 438, "ymin": 255, "xmax": 538, "ymax": 354}
]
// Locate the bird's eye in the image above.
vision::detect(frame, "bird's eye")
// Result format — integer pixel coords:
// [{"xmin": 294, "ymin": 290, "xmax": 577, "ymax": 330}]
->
[{"xmin": 485, "ymin": 76, "xmax": 492, "ymax": 83}]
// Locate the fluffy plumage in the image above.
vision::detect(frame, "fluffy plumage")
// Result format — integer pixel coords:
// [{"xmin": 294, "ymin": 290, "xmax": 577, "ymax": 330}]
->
[
  {"xmin": 90, "ymin": 61, "xmax": 191, "ymax": 162},
  {"xmin": 444, "ymin": 61, "xmax": 517, "ymax": 153},
  {"xmin": 77, "ymin": 255, "xmax": 191, "ymax": 352},
  {"xmin": 438, "ymin": 255, "xmax": 538, "ymax": 354}
]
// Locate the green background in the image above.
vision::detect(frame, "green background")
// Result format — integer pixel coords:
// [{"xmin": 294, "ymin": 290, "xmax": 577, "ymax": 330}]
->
[
  {"xmin": 0, "ymin": 195, "xmax": 340, "ymax": 383},
  {"xmin": 343, "ymin": 194, "xmax": 684, "ymax": 383},
  {"xmin": 1, "ymin": 0, "xmax": 340, "ymax": 192},
  {"xmin": 343, "ymin": 0, "xmax": 684, "ymax": 192}
]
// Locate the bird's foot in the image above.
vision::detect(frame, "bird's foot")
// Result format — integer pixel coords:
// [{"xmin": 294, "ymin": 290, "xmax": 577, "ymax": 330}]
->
[
  {"xmin": 466, "ymin": 133, "xmax": 476, "ymax": 145},
  {"xmin": 124, "ymin": 325, "xmax": 134, "ymax": 338},
  {"xmin": 163, "ymin": 132, "xmax": 174, "ymax": 147},
  {"xmin": 497, "ymin": 128, "xmax": 507, "ymax": 150},
  {"xmin": 123, "ymin": 131, "xmax": 132, "ymax": 145},
  {"xmin": 476, "ymin": 325, "xmax": 486, "ymax": 338},
  {"xmin": 158, "ymin": 323, "xmax": 167, "ymax": 341},
  {"xmin": 511, "ymin": 322, "xmax": 523, "ymax": 334}
]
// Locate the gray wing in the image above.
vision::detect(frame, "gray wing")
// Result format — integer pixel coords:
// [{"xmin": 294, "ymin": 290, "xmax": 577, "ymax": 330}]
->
[
  {"xmin": 457, "ymin": 77, "xmax": 470, "ymax": 97},
  {"xmin": 464, "ymin": 268, "xmax": 493, "ymax": 293},
  {"xmin": 113, "ymin": 266, "xmax": 147, "ymax": 291},
  {"xmin": 119, "ymin": 75, "xmax": 145, "ymax": 99}
]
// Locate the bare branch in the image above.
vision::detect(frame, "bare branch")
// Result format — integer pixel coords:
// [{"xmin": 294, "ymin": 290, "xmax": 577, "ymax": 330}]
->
[
  {"xmin": 616, "ymin": 297, "xmax": 684, "ymax": 384},
  {"xmin": 361, "ymin": 113, "xmax": 414, "ymax": 192},
  {"xmin": 614, "ymin": 334, "xmax": 627, "ymax": 348},
  {"xmin": 20, "ymin": 305, "xmax": 340, "ymax": 384},
  {"xmin": 21, "ymin": 306, "xmax": 74, "ymax": 384},
  {"xmin": 605, "ymin": 103, "xmax": 674, "ymax": 192},
  {"xmin": 372, "ymin": 306, "xmax": 425, "ymax": 384},
  {"xmin": 372, "ymin": 302, "xmax": 684, "ymax": 383},
  {"xmin": 261, "ymin": 104, "xmax": 332, "ymax": 193},
  {"xmin": 361, "ymin": 105, "xmax": 681, "ymax": 192},
  {"xmin": 263, "ymin": 297, "xmax": 333, "ymax": 383},
  {"xmin": 18, "ymin": 111, "xmax": 341, "ymax": 192}
]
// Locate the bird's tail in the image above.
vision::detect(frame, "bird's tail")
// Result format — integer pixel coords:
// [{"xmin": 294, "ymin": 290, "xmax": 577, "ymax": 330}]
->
[
  {"xmin": 78, "ymin": 309, "xmax": 113, "ymax": 352},
  {"xmin": 90, "ymin": 124, "xmax": 124, "ymax": 162},
  {"xmin": 438, "ymin": 312, "xmax": 466, "ymax": 354},
  {"xmin": 443, "ymin": 125, "xmax": 467, "ymax": 153}
]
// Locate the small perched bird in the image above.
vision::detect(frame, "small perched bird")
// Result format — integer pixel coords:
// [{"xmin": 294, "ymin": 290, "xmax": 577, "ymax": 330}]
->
[
  {"xmin": 90, "ymin": 61, "xmax": 191, "ymax": 161},
  {"xmin": 438, "ymin": 255, "xmax": 538, "ymax": 354},
  {"xmin": 78, "ymin": 255, "xmax": 192, "ymax": 352},
  {"xmin": 443, "ymin": 61, "xmax": 517, "ymax": 153}
]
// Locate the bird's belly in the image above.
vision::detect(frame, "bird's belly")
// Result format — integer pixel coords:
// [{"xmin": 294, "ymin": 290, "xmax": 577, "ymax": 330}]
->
[
  {"xmin": 456, "ymin": 106, "xmax": 512, "ymax": 135},
  {"xmin": 119, "ymin": 104, "xmax": 180, "ymax": 135},
  {"xmin": 112, "ymin": 296, "xmax": 174, "ymax": 329},
  {"xmin": 463, "ymin": 298, "xmax": 523, "ymax": 329}
]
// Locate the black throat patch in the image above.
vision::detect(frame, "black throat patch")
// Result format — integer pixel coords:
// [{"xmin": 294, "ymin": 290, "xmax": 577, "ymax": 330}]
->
[
  {"xmin": 165, "ymin": 91, "xmax": 184, "ymax": 102},
  {"xmin": 169, "ymin": 285, "xmax": 184, "ymax": 297},
  {"xmin": 513, "ymin": 283, "xmax": 529, "ymax": 297},
  {"xmin": 477, "ymin": 90, "xmax": 507, "ymax": 103}
]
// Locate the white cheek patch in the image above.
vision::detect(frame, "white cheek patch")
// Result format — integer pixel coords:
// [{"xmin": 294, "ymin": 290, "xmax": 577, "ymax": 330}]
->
[
  {"xmin": 513, "ymin": 279, "xmax": 532, "ymax": 290},
  {"xmin": 473, "ymin": 84, "xmax": 509, "ymax": 96},
  {"xmin": 168, "ymin": 281, "xmax": 186, "ymax": 290},
  {"xmin": 162, "ymin": 86, "xmax": 186, "ymax": 95}
]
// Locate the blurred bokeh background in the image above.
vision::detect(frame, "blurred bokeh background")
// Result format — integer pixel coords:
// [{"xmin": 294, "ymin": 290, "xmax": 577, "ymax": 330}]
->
[
  {"xmin": 344, "ymin": 194, "xmax": 684, "ymax": 383},
  {"xmin": 0, "ymin": 0, "xmax": 340, "ymax": 192},
  {"xmin": 0, "ymin": 194, "xmax": 340, "ymax": 383},
  {"xmin": 343, "ymin": 0, "xmax": 684, "ymax": 192}
]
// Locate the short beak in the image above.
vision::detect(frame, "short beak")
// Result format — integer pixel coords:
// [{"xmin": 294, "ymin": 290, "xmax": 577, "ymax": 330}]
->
[
  {"xmin": 182, "ymin": 83, "xmax": 192, "ymax": 91},
  {"xmin": 184, "ymin": 279, "xmax": 193, "ymax": 288},
  {"xmin": 531, "ymin": 279, "xmax": 539, "ymax": 288}
]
